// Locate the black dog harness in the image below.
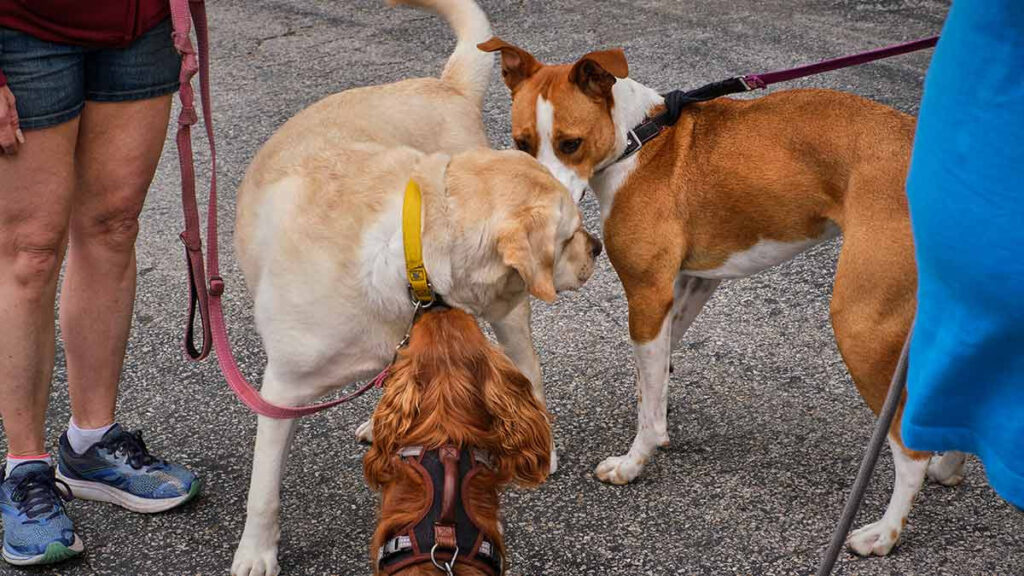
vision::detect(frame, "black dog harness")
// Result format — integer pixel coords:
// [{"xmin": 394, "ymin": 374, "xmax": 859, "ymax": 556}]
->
[{"xmin": 377, "ymin": 445, "xmax": 503, "ymax": 575}]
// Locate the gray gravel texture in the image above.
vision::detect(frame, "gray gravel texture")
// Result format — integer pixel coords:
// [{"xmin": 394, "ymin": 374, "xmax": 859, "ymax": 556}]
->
[{"xmin": 3, "ymin": 0, "xmax": 1022, "ymax": 575}]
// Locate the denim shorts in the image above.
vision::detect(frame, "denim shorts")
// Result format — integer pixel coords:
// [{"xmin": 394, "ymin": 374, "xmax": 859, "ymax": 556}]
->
[{"xmin": 0, "ymin": 18, "xmax": 180, "ymax": 131}]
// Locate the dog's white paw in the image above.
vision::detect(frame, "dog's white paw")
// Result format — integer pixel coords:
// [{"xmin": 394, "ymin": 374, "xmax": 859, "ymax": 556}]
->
[
  {"xmin": 927, "ymin": 451, "xmax": 966, "ymax": 486},
  {"xmin": 231, "ymin": 543, "xmax": 280, "ymax": 576},
  {"xmin": 355, "ymin": 419, "xmax": 374, "ymax": 444},
  {"xmin": 594, "ymin": 454, "xmax": 644, "ymax": 485},
  {"xmin": 549, "ymin": 449, "xmax": 559, "ymax": 475},
  {"xmin": 846, "ymin": 520, "xmax": 902, "ymax": 557}
]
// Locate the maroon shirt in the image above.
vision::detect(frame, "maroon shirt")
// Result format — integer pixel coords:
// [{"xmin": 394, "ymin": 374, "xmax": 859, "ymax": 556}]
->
[{"xmin": 0, "ymin": 0, "xmax": 171, "ymax": 86}]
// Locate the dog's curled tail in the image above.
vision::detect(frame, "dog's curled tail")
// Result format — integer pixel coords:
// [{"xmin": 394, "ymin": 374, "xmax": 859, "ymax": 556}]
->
[{"xmin": 389, "ymin": 0, "xmax": 493, "ymax": 108}]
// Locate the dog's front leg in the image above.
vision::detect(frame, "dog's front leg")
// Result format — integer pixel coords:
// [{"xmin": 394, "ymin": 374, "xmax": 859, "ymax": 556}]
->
[
  {"xmin": 491, "ymin": 297, "xmax": 555, "ymax": 470},
  {"xmin": 232, "ymin": 369, "xmax": 309, "ymax": 576},
  {"xmin": 490, "ymin": 297, "xmax": 543, "ymax": 397},
  {"xmin": 596, "ymin": 275, "xmax": 718, "ymax": 485}
]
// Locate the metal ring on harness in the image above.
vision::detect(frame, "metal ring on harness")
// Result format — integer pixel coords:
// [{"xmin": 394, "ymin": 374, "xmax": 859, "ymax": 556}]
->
[{"xmin": 430, "ymin": 544, "xmax": 459, "ymax": 576}]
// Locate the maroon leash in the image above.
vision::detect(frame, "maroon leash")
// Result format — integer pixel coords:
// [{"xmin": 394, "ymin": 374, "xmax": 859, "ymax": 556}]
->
[
  {"xmin": 742, "ymin": 35, "xmax": 938, "ymax": 89},
  {"xmin": 618, "ymin": 35, "xmax": 939, "ymax": 161},
  {"xmin": 169, "ymin": 0, "xmax": 386, "ymax": 419}
]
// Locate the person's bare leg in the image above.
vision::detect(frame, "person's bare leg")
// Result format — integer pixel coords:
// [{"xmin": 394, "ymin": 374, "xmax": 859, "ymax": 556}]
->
[
  {"xmin": 0, "ymin": 120, "xmax": 79, "ymax": 456},
  {"xmin": 62, "ymin": 97, "xmax": 171, "ymax": 428}
]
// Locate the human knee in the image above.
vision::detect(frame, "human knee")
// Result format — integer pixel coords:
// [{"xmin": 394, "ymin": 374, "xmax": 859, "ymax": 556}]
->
[
  {"xmin": 4, "ymin": 227, "xmax": 68, "ymax": 291},
  {"xmin": 75, "ymin": 195, "xmax": 145, "ymax": 252}
]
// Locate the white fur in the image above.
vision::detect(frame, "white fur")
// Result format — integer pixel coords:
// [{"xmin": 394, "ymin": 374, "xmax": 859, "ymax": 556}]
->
[
  {"xmin": 588, "ymin": 78, "xmax": 664, "ymax": 219},
  {"xmin": 686, "ymin": 223, "xmax": 841, "ymax": 280},
  {"xmin": 359, "ymin": 192, "xmax": 454, "ymax": 314},
  {"xmin": 595, "ymin": 274, "xmax": 719, "ymax": 484},
  {"xmin": 605, "ymin": 78, "xmax": 665, "ymax": 171},
  {"xmin": 847, "ymin": 436, "xmax": 929, "ymax": 556},
  {"xmin": 590, "ymin": 154, "xmax": 637, "ymax": 223},
  {"xmin": 536, "ymin": 95, "xmax": 589, "ymax": 203}
]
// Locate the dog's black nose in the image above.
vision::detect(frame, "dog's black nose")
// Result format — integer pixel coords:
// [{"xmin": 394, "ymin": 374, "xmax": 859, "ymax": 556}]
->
[{"xmin": 591, "ymin": 237, "xmax": 603, "ymax": 257}]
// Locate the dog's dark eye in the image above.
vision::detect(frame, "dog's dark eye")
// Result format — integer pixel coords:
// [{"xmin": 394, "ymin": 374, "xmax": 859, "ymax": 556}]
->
[
  {"xmin": 559, "ymin": 138, "xmax": 583, "ymax": 155},
  {"xmin": 514, "ymin": 138, "xmax": 531, "ymax": 153}
]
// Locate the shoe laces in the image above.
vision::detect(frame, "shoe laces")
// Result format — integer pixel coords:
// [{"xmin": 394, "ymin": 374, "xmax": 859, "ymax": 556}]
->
[
  {"xmin": 10, "ymin": 468, "xmax": 73, "ymax": 522},
  {"xmin": 100, "ymin": 430, "xmax": 165, "ymax": 470}
]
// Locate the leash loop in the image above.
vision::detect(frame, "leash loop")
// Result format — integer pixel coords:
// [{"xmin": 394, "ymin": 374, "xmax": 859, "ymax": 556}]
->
[{"xmin": 170, "ymin": 0, "xmax": 389, "ymax": 416}]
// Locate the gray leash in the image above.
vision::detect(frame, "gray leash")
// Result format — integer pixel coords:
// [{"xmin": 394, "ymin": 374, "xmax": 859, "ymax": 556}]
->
[{"xmin": 815, "ymin": 331, "xmax": 912, "ymax": 576}]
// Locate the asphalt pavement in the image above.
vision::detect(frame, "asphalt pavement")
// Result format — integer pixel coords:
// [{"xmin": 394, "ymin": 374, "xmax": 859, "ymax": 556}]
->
[{"xmin": 3, "ymin": 0, "xmax": 1022, "ymax": 575}]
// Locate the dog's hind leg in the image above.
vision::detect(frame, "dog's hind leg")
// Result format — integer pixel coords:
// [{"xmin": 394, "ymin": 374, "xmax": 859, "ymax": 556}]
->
[
  {"xmin": 847, "ymin": 433, "xmax": 929, "ymax": 556},
  {"xmin": 830, "ymin": 218, "xmax": 927, "ymax": 556},
  {"xmin": 232, "ymin": 365, "xmax": 317, "ymax": 576}
]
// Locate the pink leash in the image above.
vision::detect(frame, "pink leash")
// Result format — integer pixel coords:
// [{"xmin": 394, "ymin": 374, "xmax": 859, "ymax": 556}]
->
[{"xmin": 169, "ymin": 0, "xmax": 386, "ymax": 419}]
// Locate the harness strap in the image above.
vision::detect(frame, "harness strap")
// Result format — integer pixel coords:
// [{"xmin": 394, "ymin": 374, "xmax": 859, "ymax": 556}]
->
[
  {"xmin": 378, "ymin": 446, "xmax": 502, "ymax": 576},
  {"xmin": 614, "ymin": 35, "xmax": 939, "ymax": 164},
  {"xmin": 436, "ymin": 446, "xmax": 461, "ymax": 550},
  {"xmin": 170, "ymin": 0, "xmax": 383, "ymax": 418}
]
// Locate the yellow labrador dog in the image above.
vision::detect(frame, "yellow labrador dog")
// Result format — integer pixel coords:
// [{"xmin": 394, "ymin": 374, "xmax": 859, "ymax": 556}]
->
[{"xmin": 230, "ymin": 1, "xmax": 601, "ymax": 574}]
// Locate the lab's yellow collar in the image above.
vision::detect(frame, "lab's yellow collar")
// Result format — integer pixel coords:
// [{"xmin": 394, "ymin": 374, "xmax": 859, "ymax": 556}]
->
[{"xmin": 402, "ymin": 179, "xmax": 439, "ymax": 305}]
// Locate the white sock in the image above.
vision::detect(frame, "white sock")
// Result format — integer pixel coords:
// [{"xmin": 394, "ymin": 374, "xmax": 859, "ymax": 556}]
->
[
  {"xmin": 67, "ymin": 418, "xmax": 115, "ymax": 454},
  {"xmin": 5, "ymin": 454, "xmax": 53, "ymax": 476}
]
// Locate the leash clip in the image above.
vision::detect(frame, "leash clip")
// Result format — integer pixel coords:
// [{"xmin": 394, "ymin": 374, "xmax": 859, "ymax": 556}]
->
[{"xmin": 395, "ymin": 301, "xmax": 421, "ymax": 352}]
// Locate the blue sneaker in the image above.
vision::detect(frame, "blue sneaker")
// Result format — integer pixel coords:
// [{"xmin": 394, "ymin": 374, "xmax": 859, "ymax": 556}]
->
[
  {"xmin": 1, "ymin": 461, "xmax": 83, "ymax": 566},
  {"xmin": 56, "ymin": 425, "xmax": 200, "ymax": 514}
]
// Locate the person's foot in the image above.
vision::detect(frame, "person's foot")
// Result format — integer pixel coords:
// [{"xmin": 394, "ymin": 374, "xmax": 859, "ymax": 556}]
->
[
  {"xmin": 56, "ymin": 425, "xmax": 200, "ymax": 514},
  {"xmin": 1, "ymin": 461, "xmax": 83, "ymax": 566}
]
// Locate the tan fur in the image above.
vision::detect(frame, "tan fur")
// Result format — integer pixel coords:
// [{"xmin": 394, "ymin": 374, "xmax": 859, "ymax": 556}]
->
[
  {"xmin": 488, "ymin": 38, "xmax": 936, "ymax": 556},
  {"xmin": 230, "ymin": 5, "xmax": 597, "ymax": 574},
  {"xmin": 495, "ymin": 49, "xmax": 919, "ymax": 427}
]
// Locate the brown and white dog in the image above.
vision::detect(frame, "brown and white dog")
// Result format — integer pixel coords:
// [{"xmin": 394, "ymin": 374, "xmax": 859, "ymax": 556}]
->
[
  {"xmin": 365, "ymin": 307, "xmax": 551, "ymax": 575},
  {"xmin": 228, "ymin": 2, "xmax": 600, "ymax": 573},
  {"xmin": 478, "ymin": 38, "xmax": 968, "ymax": 556}
]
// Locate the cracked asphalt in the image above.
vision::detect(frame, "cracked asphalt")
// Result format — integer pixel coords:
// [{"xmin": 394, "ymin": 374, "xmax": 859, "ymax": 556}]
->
[{"xmin": 3, "ymin": 0, "xmax": 1022, "ymax": 575}]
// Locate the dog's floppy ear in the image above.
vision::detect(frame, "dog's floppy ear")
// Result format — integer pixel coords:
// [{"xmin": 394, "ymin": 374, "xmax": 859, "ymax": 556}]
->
[
  {"xmin": 570, "ymin": 48, "xmax": 628, "ymax": 101},
  {"xmin": 476, "ymin": 346, "xmax": 552, "ymax": 487},
  {"xmin": 498, "ymin": 210, "xmax": 557, "ymax": 303},
  {"xmin": 478, "ymin": 36, "xmax": 542, "ymax": 93},
  {"xmin": 363, "ymin": 360, "xmax": 422, "ymax": 489}
]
